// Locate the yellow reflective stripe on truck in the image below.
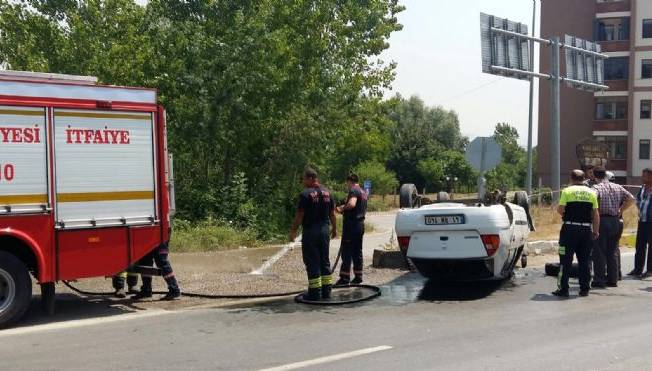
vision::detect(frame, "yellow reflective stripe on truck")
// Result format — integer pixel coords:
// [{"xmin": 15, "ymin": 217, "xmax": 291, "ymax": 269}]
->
[
  {"xmin": 55, "ymin": 111, "xmax": 151, "ymax": 120},
  {"xmin": 0, "ymin": 109, "xmax": 44, "ymax": 116},
  {"xmin": 57, "ymin": 191, "xmax": 154, "ymax": 203},
  {"xmin": 0, "ymin": 194, "xmax": 48, "ymax": 204}
]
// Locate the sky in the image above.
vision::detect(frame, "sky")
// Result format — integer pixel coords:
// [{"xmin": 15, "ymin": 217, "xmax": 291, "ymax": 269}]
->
[{"xmin": 381, "ymin": 0, "xmax": 540, "ymax": 146}]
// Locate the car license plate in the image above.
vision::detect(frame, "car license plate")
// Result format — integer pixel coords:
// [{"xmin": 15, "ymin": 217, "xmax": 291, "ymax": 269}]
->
[{"xmin": 424, "ymin": 215, "xmax": 464, "ymax": 225}]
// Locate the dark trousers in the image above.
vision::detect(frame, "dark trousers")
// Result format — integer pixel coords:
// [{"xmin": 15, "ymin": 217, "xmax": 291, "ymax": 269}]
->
[
  {"xmin": 302, "ymin": 224, "xmax": 332, "ymax": 294},
  {"xmin": 339, "ymin": 220, "xmax": 365, "ymax": 280},
  {"xmin": 634, "ymin": 222, "xmax": 652, "ymax": 273},
  {"xmin": 558, "ymin": 225, "xmax": 592, "ymax": 292},
  {"xmin": 138, "ymin": 241, "xmax": 180, "ymax": 294},
  {"xmin": 592, "ymin": 216, "xmax": 620, "ymax": 285},
  {"xmin": 111, "ymin": 272, "xmax": 139, "ymax": 290}
]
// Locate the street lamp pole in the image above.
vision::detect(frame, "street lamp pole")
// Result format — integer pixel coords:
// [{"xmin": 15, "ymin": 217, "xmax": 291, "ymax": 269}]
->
[{"xmin": 526, "ymin": 0, "xmax": 537, "ymax": 197}]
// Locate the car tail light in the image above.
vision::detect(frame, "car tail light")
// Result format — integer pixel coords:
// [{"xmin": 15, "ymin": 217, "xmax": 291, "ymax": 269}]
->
[
  {"xmin": 481, "ymin": 234, "xmax": 500, "ymax": 257},
  {"xmin": 397, "ymin": 236, "xmax": 411, "ymax": 254}
]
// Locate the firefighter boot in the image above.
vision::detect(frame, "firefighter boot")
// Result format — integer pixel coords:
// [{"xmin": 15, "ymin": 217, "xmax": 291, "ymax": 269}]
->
[
  {"xmin": 321, "ymin": 285, "xmax": 332, "ymax": 300},
  {"xmin": 114, "ymin": 288, "xmax": 127, "ymax": 299},
  {"xmin": 161, "ymin": 275, "xmax": 181, "ymax": 301},
  {"xmin": 306, "ymin": 288, "xmax": 321, "ymax": 301},
  {"xmin": 351, "ymin": 276, "xmax": 363, "ymax": 285},
  {"xmin": 132, "ymin": 276, "xmax": 153, "ymax": 300}
]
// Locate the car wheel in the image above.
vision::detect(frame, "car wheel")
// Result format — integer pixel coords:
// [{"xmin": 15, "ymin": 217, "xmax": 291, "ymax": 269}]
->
[
  {"xmin": 437, "ymin": 191, "xmax": 450, "ymax": 201},
  {"xmin": 0, "ymin": 251, "xmax": 32, "ymax": 328},
  {"xmin": 513, "ymin": 191, "xmax": 535, "ymax": 231},
  {"xmin": 399, "ymin": 184, "xmax": 419, "ymax": 209}
]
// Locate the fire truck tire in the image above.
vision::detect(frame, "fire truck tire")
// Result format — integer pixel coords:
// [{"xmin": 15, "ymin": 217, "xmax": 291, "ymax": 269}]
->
[
  {"xmin": 0, "ymin": 251, "xmax": 32, "ymax": 328},
  {"xmin": 400, "ymin": 184, "xmax": 418, "ymax": 209}
]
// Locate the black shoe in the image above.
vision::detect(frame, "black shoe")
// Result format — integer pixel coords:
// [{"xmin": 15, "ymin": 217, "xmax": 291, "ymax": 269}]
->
[
  {"xmin": 161, "ymin": 291, "xmax": 181, "ymax": 301},
  {"xmin": 128, "ymin": 286, "xmax": 139, "ymax": 295},
  {"xmin": 131, "ymin": 290, "xmax": 153, "ymax": 300},
  {"xmin": 351, "ymin": 276, "xmax": 363, "ymax": 285},
  {"xmin": 551, "ymin": 289, "xmax": 569, "ymax": 297},
  {"xmin": 335, "ymin": 278, "xmax": 350, "ymax": 286},
  {"xmin": 579, "ymin": 290, "xmax": 589, "ymax": 297},
  {"xmin": 306, "ymin": 288, "xmax": 321, "ymax": 301},
  {"xmin": 640, "ymin": 272, "xmax": 650, "ymax": 279},
  {"xmin": 591, "ymin": 282, "xmax": 606, "ymax": 289},
  {"xmin": 321, "ymin": 285, "xmax": 332, "ymax": 300},
  {"xmin": 606, "ymin": 282, "xmax": 618, "ymax": 288},
  {"xmin": 114, "ymin": 288, "xmax": 127, "ymax": 299},
  {"xmin": 628, "ymin": 269, "xmax": 642, "ymax": 276}
]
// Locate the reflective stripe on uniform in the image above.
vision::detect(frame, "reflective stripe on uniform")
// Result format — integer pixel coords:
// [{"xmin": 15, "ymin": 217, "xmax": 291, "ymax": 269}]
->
[
  {"xmin": 309, "ymin": 277, "xmax": 322, "ymax": 289},
  {"xmin": 557, "ymin": 264, "xmax": 563, "ymax": 290},
  {"xmin": 321, "ymin": 275, "xmax": 333, "ymax": 285},
  {"xmin": 116, "ymin": 271, "xmax": 127, "ymax": 278}
]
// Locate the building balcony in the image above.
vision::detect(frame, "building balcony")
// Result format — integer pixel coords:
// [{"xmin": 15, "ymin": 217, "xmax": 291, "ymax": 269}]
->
[
  {"xmin": 607, "ymin": 159, "xmax": 627, "ymax": 171},
  {"xmin": 605, "ymin": 80, "xmax": 629, "ymax": 90},
  {"xmin": 596, "ymin": 0, "xmax": 630, "ymax": 14},
  {"xmin": 599, "ymin": 40, "xmax": 630, "ymax": 52},
  {"xmin": 594, "ymin": 119, "xmax": 628, "ymax": 131}
]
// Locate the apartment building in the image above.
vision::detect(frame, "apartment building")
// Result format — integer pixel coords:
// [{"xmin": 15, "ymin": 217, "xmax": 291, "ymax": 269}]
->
[{"xmin": 538, "ymin": 0, "xmax": 652, "ymax": 186}]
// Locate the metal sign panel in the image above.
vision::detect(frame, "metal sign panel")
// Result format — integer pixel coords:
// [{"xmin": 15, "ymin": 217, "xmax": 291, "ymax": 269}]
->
[
  {"xmin": 465, "ymin": 137, "xmax": 502, "ymax": 173},
  {"xmin": 480, "ymin": 13, "xmax": 530, "ymax": 80},
  {"xmin": 564, "ymin": 35, "xmax": 605, "ymax": 92}
]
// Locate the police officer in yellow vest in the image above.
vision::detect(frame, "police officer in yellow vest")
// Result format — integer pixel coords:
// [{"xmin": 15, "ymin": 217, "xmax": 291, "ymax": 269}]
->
[{"xmin": 553, "ymin": 170, "xmax": 600, "ymax": 298}]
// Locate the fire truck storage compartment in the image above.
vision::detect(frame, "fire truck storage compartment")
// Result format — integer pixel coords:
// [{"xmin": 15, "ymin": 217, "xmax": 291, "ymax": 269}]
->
[
  {"xmin": 53, "ymin": 109, "xmax": 157, "ymax": 228},
  {"xmin": 0, "ymin": 106, "xmax": 49, "ymax": 212}
]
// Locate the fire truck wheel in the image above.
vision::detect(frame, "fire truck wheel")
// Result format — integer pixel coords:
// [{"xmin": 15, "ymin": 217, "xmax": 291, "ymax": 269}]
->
[{"xmin": 0, "ymin": 251, "xmax": 32, "ymax": 328}]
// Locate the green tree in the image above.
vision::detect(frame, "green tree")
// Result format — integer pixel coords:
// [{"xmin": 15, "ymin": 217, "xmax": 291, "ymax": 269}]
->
[
  {"xmin": 352, "ymin": 161, "xmax": 399, "ymax": 196},
  {"xmin": 386, "ymin": 95, "xmax": 467, "ymax": 189},
  {"xmin": 485, "ymin": 123, "xmax": 527, "ymax": 191},
  {"xmin": 0, "ymin": 0, "xmax": 405, "ymax": 236}
]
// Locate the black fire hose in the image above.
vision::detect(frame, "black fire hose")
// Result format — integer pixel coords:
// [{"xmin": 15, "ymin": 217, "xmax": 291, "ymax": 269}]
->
[{"xmin": 62, "ymin": 239, "xmax": 381, "ymax": 305}]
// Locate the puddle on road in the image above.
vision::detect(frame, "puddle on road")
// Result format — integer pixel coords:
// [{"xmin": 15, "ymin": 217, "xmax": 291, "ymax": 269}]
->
[{"xmin": 223, "ymin": 267, "xmax": 543, "ymax": 314}]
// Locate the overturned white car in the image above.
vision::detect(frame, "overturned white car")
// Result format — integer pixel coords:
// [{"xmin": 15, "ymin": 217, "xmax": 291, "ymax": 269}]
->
[{"xmin": 395, "ymin": 187, "xmax": 533, "ymax": 281}]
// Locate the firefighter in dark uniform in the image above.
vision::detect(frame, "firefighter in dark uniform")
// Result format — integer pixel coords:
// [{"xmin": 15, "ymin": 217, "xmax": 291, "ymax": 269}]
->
[
  {"xmin": 132, "ymin": 240, "xmax": 181, "ymax": 301},
  {"xmin": 553, "ymin": 170, "xmax": 600, "ymax": 298},
  {"xmin": 112, "ymin": 271, "xmax": 139, "ymax": 298},
  {"xmin": 336, "ymin": 174, "xmax": 368, "ymax": 285},
  {"xmin": 290, "ymin": 168, "xmax": 337, "ymax": 301}
]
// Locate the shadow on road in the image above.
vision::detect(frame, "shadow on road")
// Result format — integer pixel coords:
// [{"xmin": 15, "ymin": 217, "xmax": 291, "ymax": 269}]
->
[
  {"xmin": 417, "ymin": 280, "xmax": 508, "ymax": 302},
  {"xmin": 13, "ymin": 293, "xmax": 149, "ymax": 329}
]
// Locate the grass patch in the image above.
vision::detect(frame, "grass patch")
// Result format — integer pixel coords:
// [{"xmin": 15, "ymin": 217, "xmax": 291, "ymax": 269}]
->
[
  {"xmin": 335, "ymin": 215, "xmax": 375, "ymax": 235},
  {"xmin": 529, "ymin": 205, "xmax": 639, "ymax": 241},
  {"xmin": 170, "ymin": 219, "xmax": 262, "ymax": 252}
]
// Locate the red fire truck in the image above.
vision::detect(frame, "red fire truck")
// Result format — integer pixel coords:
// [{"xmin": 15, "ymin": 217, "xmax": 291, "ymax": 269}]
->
[{"xmin": 0, "ymin": 70, "xmax": 174, "ymax": 327}]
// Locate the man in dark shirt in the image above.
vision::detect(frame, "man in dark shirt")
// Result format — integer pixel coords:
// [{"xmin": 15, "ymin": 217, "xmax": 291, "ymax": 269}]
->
[
  {"xmin": 290, "ymin": 168, "xmax": 337, "ymax": 301},
  {"xmin": 335, "ymin": 174, "xmax": 368, "ymax": 285},
  {"xmin": 630, "ymin": 168, "xmax": 652, "ymax": 278},
  {"xmin": 553, "ymin": 169, "xmax": 600, "ymax": 298}
]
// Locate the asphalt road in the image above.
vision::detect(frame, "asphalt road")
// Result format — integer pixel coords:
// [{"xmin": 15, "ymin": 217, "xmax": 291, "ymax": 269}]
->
[{"xmin": 3, "ymin": 252, "xmax": 652, "ymax": 371}]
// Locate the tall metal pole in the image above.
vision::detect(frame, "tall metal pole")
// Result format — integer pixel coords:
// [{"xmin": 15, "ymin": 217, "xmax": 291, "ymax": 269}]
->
[
  {"xmin": 526, "ymin": 0, "xmax": 536, "ymax": 196},
  {"xmin": 550, "ymin": 37, "xmax": 561, "ymax": 202}
]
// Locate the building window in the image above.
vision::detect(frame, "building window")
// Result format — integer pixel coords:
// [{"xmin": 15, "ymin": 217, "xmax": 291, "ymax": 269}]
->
[
  {"xmin": 640, "ymin": 140, "xmax": 651, "ymax": 160},
  {"xmin": 643, "ymin": 100, "xmax": 652, "ymax": 119},
  {"xmin": 597, "ymin": 18, "xmax": 630, "ymax": 41},
  {"xmin": 596, "ymin": 99, "xmax": 628, "ymax": 120},
  {"xmin": 643, "ymin": 60, "xmax": 652, "ymax": 79},
  {"xmin": 596, "ymin": 136, "xmax": 627, "ymax": 160},
  {"xmin": 604, "ymin": 57, "xmax": 629, "ymax": 80},
  {"xmin": 644, "ymin": 20, "xmax": 652, "ymax": 39}
]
